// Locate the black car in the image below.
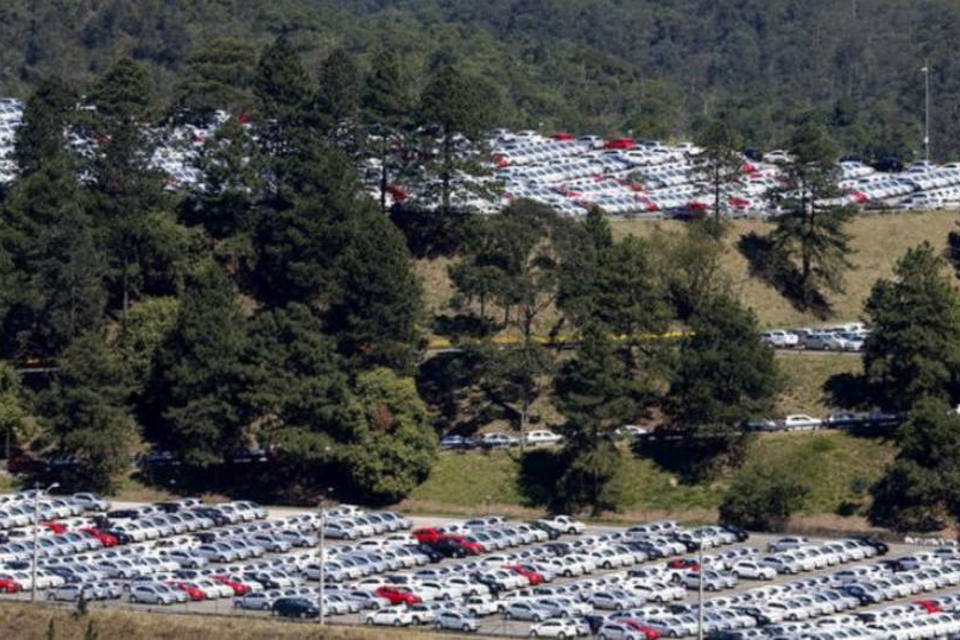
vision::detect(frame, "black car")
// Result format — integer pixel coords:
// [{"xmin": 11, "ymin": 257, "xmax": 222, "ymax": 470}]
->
[
  {"xmin": 272, "ymin": 596, "xmax": 319, "ymax": 619},
  {"xmin": 432, "ymin": 538, "xmax": 469, "ymax": 558},
  {"xmin": 855, "ymin": 535, "xmax": 889, "ymax": 556},
  {"xmin": 527, "ymin": 521, "xmax": 562, "ymax": 540},
  {"xmin": 720, "ymin": 524, "xmax": 750, "ymax": 542},
  {"xmin": 106, "ymin": 509, "xmax": 139, "ymax": 520},
  {"xmin": 468, "ymin": 572, "xmax": 504, "ymax": 596},
  {"xmin": 156, "ymin": 502, "xmax": 182, "ymax": 513},
  {"xmin": 191, "ymin": 507, "xmax": 230, "ymax": 527},
  {"xmin": 543, "ymin": 542, "xmax": 573, "ymax": 556},
  {"xmin": 411, "ymin": 543, "xmax": 443, "ymax": 563},
  {"xmin": 579, "ymin": 615, "xmax": 605, "ymax": 635}
]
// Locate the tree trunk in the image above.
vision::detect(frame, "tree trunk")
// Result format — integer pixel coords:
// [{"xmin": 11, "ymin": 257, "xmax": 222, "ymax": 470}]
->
[
  {"xmin": 379, "ymin": 137, "xmax": 389, "ymax": 215},
  {"xmin": 479, "ymin": 292, "xmax": 486, "ymax": 321},
  {"xmin": 442, "ymin": 129, "xmax": 453, "ymax": 214},
  {"xmin": 714, "ymin": 164, "xmax": 722, "ymax": 224}
]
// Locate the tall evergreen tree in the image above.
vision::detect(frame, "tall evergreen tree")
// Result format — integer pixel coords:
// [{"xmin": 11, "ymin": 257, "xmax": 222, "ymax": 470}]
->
[
  {"xmin": 869, "ymin": 397, "xmax": 960, "ymax": 532},
  {"xmin": 313, "ymin": 47, "xmax": 360, "ymax": 130},
  {"xmin": 174, "ymin": 38, "xmax": 258, "ymax": 122},
  {"xmin": 420, "ymin": 64, "xmax": 501, "ymax": 212},
  {"xmin": 863, "ymin": 242, "xmax": 960, "ymax": 412},
  {"xmin": 40, "ymin": 332, "xmax": 135, "ymax": 493},
  {"xmin": 254, "ymin": 35, "xmax": 311, "ymax": 151},
  {"xmin": 769, "ymin": 122, "xmax": 855, "ymax": 310},
  {"xmin": 553, "ymin": 323, "xmax": 637, "ymax": 514},
  {"xmin": 147, "ymin": 261, "xmax": 250, "ymax": 466},
  {"xmin": 14, "ymin": 75, "xmax": 77, "ymax": 176},
  {"xmin": 662, "ymin": 295, "xmax": 780, "ymax": 479},
  {"xmin": 326, "ymin": 211, "xmax": 424, "ymax": 372},
  {"xmin": 692, "ymin": 120, "xmax": 743, "ymax": 224}
]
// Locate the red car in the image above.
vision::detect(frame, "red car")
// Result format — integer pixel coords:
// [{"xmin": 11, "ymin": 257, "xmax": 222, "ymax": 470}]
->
[
  {"xmin": 0, "ymin": 577, "xmax": 22, "ymax": 593},
  {"xmin": 667, "ymin": 558, "xmax": 700, "ymax": 571},
  {"xmin": 623, "ymin": 620, "xmax": 663, "ymax": 640},
  {"xmin": 443, "ymin": 535, "xmax": 485, "ymax": 555},
  {"xmin": 42, "ymin": 521, "xmax": 68, "ymax": 534},
  {"xmin": 413, "ymin": 527, "xmax": 443, "ymax": 545},
  {"xmin": 80, "ymin": 528, "xmax": 118, "ymax": 547},
  {"xmin": 915, "ymin": 599, "xmax": 944, "ymax": 614},
  {"xmin": 212, "ymin": 575, "xmax": 251, "ymax": 596},
  {"xmin": 167, "ymin": 581, "xmax": 206, "ymax": 602},
  {"xmin": 503, "ymin": 564, "xmax": 544, "ymax": 586},
  {"xmin": 374, "ymin": 585, "xmax": 422, "ymax": 606}
]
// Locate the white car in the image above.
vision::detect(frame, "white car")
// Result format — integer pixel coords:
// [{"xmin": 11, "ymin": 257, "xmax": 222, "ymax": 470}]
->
[
  {"xmin": 463, "ymin": 594, "xmax": 499, "ymax": 616},
  {"xmin": 761, "ymin": 330, "xmax": 799, "ymax": 348},
  {"xmin": 525, "ymin": 430, "xmax": 563, "ymax": 446},
  {"xmin": 782, "ymin": 415, "xmax": 823, "ymax": 430},
  {"xmin": 434, "ymin": 610, "xmax": 479, "ymax": 633},
  {"xmin": 529, "ymin": 618, "xmax": 583, "ymax": 638},
  {"xmin": 537, "ymin": 515, "xmax": 585, "ymax": 535},
  {"xmin": 731, "ymin": 560, "xmax": 777, "ymax": 580},
  {"xmin": 365, "ymin": 607, "xmax": 416, "ymax": 626}
]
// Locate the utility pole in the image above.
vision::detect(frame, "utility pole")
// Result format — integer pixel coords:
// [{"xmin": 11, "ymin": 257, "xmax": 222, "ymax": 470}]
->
[
  {"xmin": 697, "ymin": 540, "xmax": 704, "ymax": 640},
  {"xmin": 31, "ymin": 482, "xmax": 58, "ymax": 602},
  {"xmin": 922, "ymin": 62, "xmax": 930, "ymax": 162},
  {"xmin": 319, "ymin": 485, "xmax": 332, "ymax": 626}
]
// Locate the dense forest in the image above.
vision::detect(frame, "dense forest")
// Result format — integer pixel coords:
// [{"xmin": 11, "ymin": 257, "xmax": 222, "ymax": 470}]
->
[{"xmin": 0, "ymin": 0, "xmax": 957, "ymax": 159}]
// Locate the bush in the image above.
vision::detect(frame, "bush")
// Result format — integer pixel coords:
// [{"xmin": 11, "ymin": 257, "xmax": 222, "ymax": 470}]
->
[{"xmin": 718, "ymin": 463, "xmax": 810, "ymax": 531}]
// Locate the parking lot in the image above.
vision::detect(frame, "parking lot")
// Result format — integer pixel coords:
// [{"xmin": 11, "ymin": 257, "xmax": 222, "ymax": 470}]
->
[{"xmin": 3, "ymin": 490, "xmax": 960, "ymax": 639}]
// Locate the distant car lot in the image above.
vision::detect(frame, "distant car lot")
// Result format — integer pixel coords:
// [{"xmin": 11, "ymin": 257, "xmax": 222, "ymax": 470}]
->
[{"xmin": 4, "ymin": 490, "xmax": 960, "ymax": 639}]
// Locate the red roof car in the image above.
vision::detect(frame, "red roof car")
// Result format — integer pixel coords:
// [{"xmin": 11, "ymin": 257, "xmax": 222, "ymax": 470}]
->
[
  {"xmin": 667, "ymin": 558, "xmax": 701, "ymax": 571},
  {"xmin": 213, "ymin": 575, "xmax": 251, "ymax": 596},
  {"xmin": 443, "ymin": 534, "xmax": 485, "ymax": 555},
  {"xmin": 623, "ymin": 620, "xmax": 663, "ymax": 640},
  {"xmin": 42, "ymin": 522, "xmax": 68, "ymax": 534},
  {"xmin": 374, "ymin": 585, "xmax": 422, "ymax": 606},
  {"xmin": 413, "ymin": 527, "xmax": 443, "ymax": 545},
  {"xmin": 167, "ymin": 581, "xmax": 206, "ymax": 601},
  {"xmin": 80, "ymin": 528, "xmax": 118, "ymax": 547},
  {"xmin": 504, "ymin": 564, "xmax": 544, "ymax": 585},
  {"xmin": 915, "ymin": 599, "xmax": 944, "ymax": 614},
  {"xmin": 0, "ymin": 577, "xmax": 22, "ymax": 593}
]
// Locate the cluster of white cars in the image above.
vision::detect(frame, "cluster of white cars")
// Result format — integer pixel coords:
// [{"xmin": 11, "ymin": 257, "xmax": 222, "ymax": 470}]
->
[
  {"xmin": 0, "ymin": 98, "xmax": 22, "ymax": 184},
  {"xmin": 761, "ymin": 322, "xmax": 869, "ymax": 352}
]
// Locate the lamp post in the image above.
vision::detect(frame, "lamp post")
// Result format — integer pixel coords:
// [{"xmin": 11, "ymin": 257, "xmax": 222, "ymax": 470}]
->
[
  {"xmin": 319, "ymin": 484, "xmax": 332, "ymax": 626},
  {"xmin": 31, "ymin": 481, "xmax": 59, "ymax": 602},
  {"xmin": 922, "ymin": 62, "xmax": 930, "ymax": 162},
  {"xmin": 697, "ymin": 539, "xmax": 704, "ymax": 640}
]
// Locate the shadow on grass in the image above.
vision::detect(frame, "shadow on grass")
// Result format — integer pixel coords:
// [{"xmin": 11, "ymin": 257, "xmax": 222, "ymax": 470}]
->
[
  {"xmin": 738, "ymin": 232, "xmax": 833, "ymax": 319},
  {"xmin": 516, "ymin": 448, "xmax": 567, "ymax": 511},
  {"xmin": 823, "ymin": 372, "xmax": 871, "ymax": 410}
]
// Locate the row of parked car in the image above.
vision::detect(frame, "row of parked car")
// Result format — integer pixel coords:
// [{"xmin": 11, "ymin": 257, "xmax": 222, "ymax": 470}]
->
[
  {"xmin": 761, "ymin": 323, "xmax": 869, "ymax": 352},
  {"xmin": 8, "ymin": 489, "xmax": 960, "ymax": 640}
]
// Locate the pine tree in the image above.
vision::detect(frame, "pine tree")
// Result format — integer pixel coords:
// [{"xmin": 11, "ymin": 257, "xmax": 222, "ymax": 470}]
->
[
  {"xmin": 174, "ymin": 38, "xmax": 258, "ymax": 122},
  {"xmin": 40, "ymin": 332, "xmax": 135, "ymax": 493},
  {"xmin": 147, "ymin": 261, "xmax": 250, "ymax": 466},
  {"xmin": 15, "ymin": 75, "xmax": 77, "ymax": 177},
  {"xmin": 662, "ymin": 296, "xmax": 780, "ymax": 479},
  {"xmin": 553, "ymin": 323, "xmax": 637, "ymax": 514},
  {"xmin": 254, "ymin": 35, "xmax": 311, "ymax": 151},
  {"xmin": 326, "ymin": 211, "xmax": 424, "ymax": 372},
  {"xmin": 420, "ymin": 64, "xmax": 501, "ymax": 212},
  {"xmin": 692, "ymin": 120, "xmax": 743, "ymax": 225},
  {"xmin": 769, "ymin": 122, "xmax": 855, "ymax": 310},
  {"xmin": 0, "ymin": 363, "xmax": 26, "ymax": 460},
  {"xmin": 863, "ymin": 242, "xmax": 960, "ymax": 411},
  {"xmin": 313, "ymin": 47, "xmax": 360, "ymax": 130}
]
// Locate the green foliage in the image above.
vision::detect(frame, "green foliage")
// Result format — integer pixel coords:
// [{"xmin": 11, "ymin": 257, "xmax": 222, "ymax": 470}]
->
[
  {"xmin": 147, "ymin": 261, "xmax": 249, "ymax": 466},
  {"xmin": 0, "ymin": 363, "xmax": 27, "ymax": 456},
  {"xmin": 863, "ymin": 242, "xmax": 960, "ymax": 412},
  {"xmin": 769, "ymin": 123, "xmax": 856, "ymax": 311},
  {"xmin": 660, "ymin": 296, "xmax": 780, "ymax": 480},
  {"xmin": 869, "ymin": 397, "xmax": 960, "ymax": 532},
  {"xmin": 693, "ymin": 120, "xmax": 743, "ymax": 223},
  {"xmin": 174, "ymin": 38, "xmax": 258, "ymax": 122},
  {"xmin": 254, "ymin": 35, "xmax": 311, "ymax": 140},
  {"xmin": 39, "ymin": 332, "xmax": 135, "ymax": 493},
  {"xmin": 343, "ymin": 368, "xmax": 437, "ymax": 502},
  {"xmin": 114, "ymin": 297, "xmax": 179, "ymax": 395},
  {"xmin": 553, "ymin": 323, "xmax": 636, "ymax": 514},
  {"xmin": 362, "ymin": 47, "xmax": 415, "ymax": 128},
  {"xmin": 718, "ymin": 461, "xmax": 810, "ymax": 532},
  {"xmin": 15, "ymin": 76, "xmax": 77, "ymax": 176},
  {"xmin": 653, "ymin": 222, "xmax": 732, "ymax": 320},
  {"xmin": 313, "ymin": 48, "xmax": 361, "ymax": 128},
  {"xmin": 326, "ymin": 211, "xmax": 424, "ymax": 372}
]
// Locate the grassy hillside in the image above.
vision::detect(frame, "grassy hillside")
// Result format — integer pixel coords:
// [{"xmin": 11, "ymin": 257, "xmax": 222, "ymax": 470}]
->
[
  {"xmin": 610, "ymin": 212, "xmax": 959, "ymax": 327},
  {"xmin": 402, "ymin": 431, "xmax": 896, "ymax": 525},
  {"xmin": 0, "ymin": 602, "xmax": 473, "ymax": 640}
]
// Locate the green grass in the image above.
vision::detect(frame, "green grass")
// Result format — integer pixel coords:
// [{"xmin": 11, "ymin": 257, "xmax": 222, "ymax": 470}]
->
[
  {"xmin": 775, "ymin": 353, "xmax": 863, "ymax": 416},
  {"xmin": 406, "ymin": 432, "xmax": 896, "ymax": 521}
]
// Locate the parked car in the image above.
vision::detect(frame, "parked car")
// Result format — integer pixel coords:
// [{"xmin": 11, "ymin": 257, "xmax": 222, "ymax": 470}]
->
[{"xmin": 272, "ymin": 596, "xmax": 320, "ymax": 619}]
